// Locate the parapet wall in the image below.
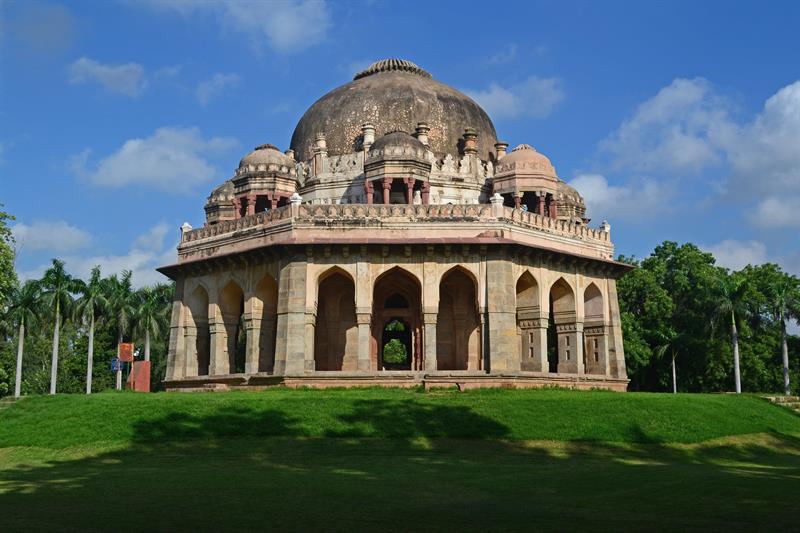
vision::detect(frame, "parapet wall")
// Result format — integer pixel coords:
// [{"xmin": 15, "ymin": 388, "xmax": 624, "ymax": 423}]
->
[{"xmin": 178, "ymin": 203, "xmax": 614, "ymax": 264}]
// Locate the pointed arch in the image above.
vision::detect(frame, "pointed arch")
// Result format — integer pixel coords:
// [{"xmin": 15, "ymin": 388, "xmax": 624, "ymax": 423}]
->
[
  {"xmin": 219, "ymin": 280, "xmax": 245, "ymax": 374},
  {"xmin": 437, "ymin": 266, "xmax": 481, "ymax": 370},
  {"xmin": 583, "ymin": 282, "xmax": 604, "ymax": 324},
  {"xmin": 253, "ymin": 274, "xmax": 278, "ymax": 373},
  {"xmin": 583, "ymin": 282, "xmax": 608, "ymax": 375},
  {"xmin": 516, "ymin": 271, "xmax": 544, "ymax": 372},
  {"xmin": 549, "ymin": 277, "xmax": 576, "ymax": 324},
  {"xmin": 314, "ymin": 269, "xmax": 357, "ymax": 371},
  {"xmin": 372, "ymin": 266, "xmax": 423, "ymax": 371},
  {"xmin": 186, "ymin": 284, "xmax": 210, "ymax": 376},
  {"xmin": 549, "ymin": 277, "xmax": 579, "ymax": 374}
]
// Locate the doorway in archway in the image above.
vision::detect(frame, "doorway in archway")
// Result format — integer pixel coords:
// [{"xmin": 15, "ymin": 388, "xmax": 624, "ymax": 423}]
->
[{"xmin": 381, "ymin": 319, "xmax": 411, "ymax": 370}]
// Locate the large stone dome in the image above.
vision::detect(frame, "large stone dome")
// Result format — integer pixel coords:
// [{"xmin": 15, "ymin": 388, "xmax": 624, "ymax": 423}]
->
[{"xmin": 290, "ymin": 59, "xmax": 498, "ymax": 163}]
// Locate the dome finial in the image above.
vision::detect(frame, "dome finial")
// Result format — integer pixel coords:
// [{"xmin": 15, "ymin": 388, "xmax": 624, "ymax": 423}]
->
[{"xmin": 354, "ymin": 59, "xmax": 432, "ymax": 80}]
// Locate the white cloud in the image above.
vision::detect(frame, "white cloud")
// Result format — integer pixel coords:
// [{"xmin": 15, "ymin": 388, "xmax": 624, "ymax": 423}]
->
[
  {"xmin": 727, "ymin": 81, "xmax": 800, "ymax": 197},
  {"xmin": 70, "ymin": 127, "xmax": 238, "ymax": 194},
  {"xmin": 703, "ymin": 240, "xmax": 769, "ymax": 271},
  {"xmin": 133, "ymin": 223, "xmax": 170, "ymax": 252},
  {"xmin": 68, "ymin": 57, "xmax": 148, "ymax": 97},
  {"xmin": 600, "ymin": 78, "xmax": 735, "ymax": 174},
  {"xmin": 489, "ymin": 44, "xmax": 518, "ymax": 65},
  {"xmin": 136, "ymin": 0, "xmax": 330, "ymax": 52},
  {"xmin": 11, "ymin": 220, "xmax": 92, "ymax": 253},
  {"xmin": 464, "ymin": 76, "xmax": 564, "ymax": 119},
  {"xmin": 19, "ymin": 223, "xmax": 178, "ymax": 288},
  {"xmin": 568, "ymin": 174, "xmax": 674, "ymax": 221},
  {"xmin": 750, "ymin": 196, "xmax": 800, "ymax": 228},
  {"xmin": 196, "ymin": 73, "xmax": 241, "ymax": 105}
]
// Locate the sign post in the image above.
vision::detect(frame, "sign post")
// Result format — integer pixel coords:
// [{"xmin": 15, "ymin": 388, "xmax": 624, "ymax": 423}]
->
[{"xmin": 117, "ymin": 343, "xmax": 134, "ymax": 391}]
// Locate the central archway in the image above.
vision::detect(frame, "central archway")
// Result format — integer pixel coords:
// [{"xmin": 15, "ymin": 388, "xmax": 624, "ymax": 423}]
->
[{"xmin": 372, "ymin": 267, "xmax": 423, "ymax": 371}]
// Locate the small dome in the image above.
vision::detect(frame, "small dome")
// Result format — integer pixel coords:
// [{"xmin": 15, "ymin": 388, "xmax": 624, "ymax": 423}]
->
[
  {"xmin": 367, "ymin": 131, "xmax": 428, "ymax": 162},
  {"xmin": 238, "ymin": 144, "xmax": 294, "ymax": 169},
  {"xmin": 495, "ymin": 144, "xmax": 558, "ymax": 180}
]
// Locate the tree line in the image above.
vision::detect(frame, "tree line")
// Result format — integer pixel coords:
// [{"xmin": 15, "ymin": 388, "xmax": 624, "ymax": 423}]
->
[
  {"xmin": 618, "ymin": 241, "xmax": 799, "ymax": 394},
  {"xmin": 0, "ymin": 206, "xmax": 798, "ymax": 396},
  {"xmin": 0, "ymin": 208, "xmax": 173, "ymax": 396}
]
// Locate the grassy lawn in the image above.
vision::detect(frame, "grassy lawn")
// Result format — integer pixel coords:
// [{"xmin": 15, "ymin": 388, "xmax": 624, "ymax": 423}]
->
[{"xmin": 1, "ymin": 389, "xmax": 798, "ymax": 531}]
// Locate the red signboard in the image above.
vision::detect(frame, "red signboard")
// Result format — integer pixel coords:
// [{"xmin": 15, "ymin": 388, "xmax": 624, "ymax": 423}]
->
[
  {"xmin": 118, "ymin": 343, "xmax": 134, "ymax": 362},
  {"xmin": 127, "ymin": 361, "xmax": 151, "ymax": 393}
]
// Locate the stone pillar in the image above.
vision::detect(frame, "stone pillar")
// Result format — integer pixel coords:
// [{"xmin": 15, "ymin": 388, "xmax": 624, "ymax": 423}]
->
[
  {"xmin": 584, "ymin": 325, "xmax": 609, "ymax": 376},
  {"xmin": 606, "ymin": 278, "xmax": 627, "ymax": 379},
  {"xmin": 356, "ymin": 312, "xmax": 372, "ymax": 372},
  {"xmin": 537, "ymin": 192, "xmax": 546, "ymax": 216},
  {"xmin": 313, "ymin": 133, "xmax": 327, "ymax": 176},
  {"xmin": 518, "ymin": 312, "xmax": 547, "ymax": 373},
  {"xmin": 463, "ymin": 127, "xmax": 478, "ymax": 175},
  {"xmin": 549, "ymin": 194, "xmax": 558, "ymax": 219},
  {"xmin": 208, "ymin": 303, "xmax": 229, "ymax": 375},
  {"xmin": 382, "ymin": 177, "xmax": 392, "ymax": 205},
  {"xmin": 246, "ymin": 194, "xmax": 257, "ymax": 216},
  {"xmin": 259, "ymin": 314, "xmax": 277, "ymax": 373},
  {"xmin": 274, "ymin": 258, "xmax": 308, "ymax": 376},
  {"xmin": 423, "ymin": 312, "xmax": 437, "ymax": 372},
  {"xmin": 494, "ymin": 141, "xmax": 508, "ymax": 160},
  {"xmin": 234, "ymin": 197, "xmax": 243, "ymax": 219},
  {"xmin": 556, "ymin": 322, "xmax": 584, "ymax": 374},
  {"xmin": 415, "ymin": 122, "xmax": 430, "ymax": 146},
  {"xmin": 490, "ymin": 192, "xmax": 504, "ymax": 218},
  {"xmin": 404, "ymin": 178, "xmax": 415, "ymax": 205},
  {"xmin": 421, "ymin": 182, "xmax": 430, "ymax": 205},
  {"xmin": 183, "ymin": 324, "xmax": 198, "ymax": 377},
  {"xmin": 244, "ymin": 313, "xmax": 260, "ymax": 374},
  {"xmin": 365, "ymin": 180, "xmax": 374, "ymax": 205},
  {"xmin": 165, "ymin": 279, "xmax": 186, "ymax": 380},
  {"xmin": 485, "ymin": 253, "xmax": 519, "ymax": 372},
  {"xmin": 362, "ymin": 123, "xmax": 375, "ymax": 152},
  {"xmin": 305, "ymin": 311, "xmax": 316, "ymax": 372}
]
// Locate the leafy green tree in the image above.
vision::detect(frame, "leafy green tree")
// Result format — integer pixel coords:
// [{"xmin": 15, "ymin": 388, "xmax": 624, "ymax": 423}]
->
[
  {"xmin": 0, "ymin": 205, "xmax": 17, "ymax": 312},
  {"xmin": 40, "ymin": 259, "xmax": 78, "ymax": 395},
  {"xmin": 616, "ymin": 256, "xmax": 675, "ymax": 391},
  {"xmin": 6, "ymin": 281, "xmax": 40, "ymax": 397},
  {"xmin": 74, "ymin": 266, "xmax": 108, "ymax": 394}
]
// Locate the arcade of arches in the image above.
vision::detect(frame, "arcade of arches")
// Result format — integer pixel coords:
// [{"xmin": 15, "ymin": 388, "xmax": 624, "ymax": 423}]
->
[{"xmin": 169, "ymin": 252, "xmax": 626, "ymax": 386}]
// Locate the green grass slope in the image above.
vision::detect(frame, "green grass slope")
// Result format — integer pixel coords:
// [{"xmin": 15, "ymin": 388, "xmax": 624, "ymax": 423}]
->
[
  {"xmin": 1, "ymin": 389, "xmax": 798, "ymax": 532},
  {"xmin": 0, "ymin": 388, "xmax": 798, "ymax": 448}
]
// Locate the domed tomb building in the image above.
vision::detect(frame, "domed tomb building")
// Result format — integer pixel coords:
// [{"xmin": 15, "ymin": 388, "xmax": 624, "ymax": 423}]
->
[{"xmin": 158, "ymin": 59, "xmax": 631, "ymax": 391}]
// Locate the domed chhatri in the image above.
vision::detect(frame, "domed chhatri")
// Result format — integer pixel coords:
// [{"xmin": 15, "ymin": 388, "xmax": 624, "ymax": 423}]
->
[
  {"xmin": 290, "ymin": 58, "xmax": 497, "ymax": 162},
  {"xmin": 159, "ymin": 59, "xmax": 631, "ymax": 392}
]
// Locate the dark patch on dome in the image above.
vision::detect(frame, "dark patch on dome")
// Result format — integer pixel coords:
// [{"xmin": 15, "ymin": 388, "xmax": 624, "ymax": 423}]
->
[{"xmin": 354, "ymin": 59, "xmax": 432, "ymax": 80}]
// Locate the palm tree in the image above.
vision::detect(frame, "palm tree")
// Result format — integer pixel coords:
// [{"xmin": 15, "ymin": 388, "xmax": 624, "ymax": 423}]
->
[
  {"xmin": 770, "ymin": 276, "xmax": 800, "ymax": 396},
  {"xmin": 6, "ymin": 281, "xmax": 40, "ymax": 398},
  {"xmin": 134, "ymin": 284, "xmax": 170, "ymax": 362},
  {"xmin": 40, "ymin": 259, "xmax": 77, "ymax": 395},
  {"xmin": 712, "ymin": 272, "xmax": 750, "ymax": 394},
  {"xmin": 74, "ymin": 266, "xmax": 108, "ymax": 394},
  {"xmin": 655, "ymin": 331, "xmax": 683, "ymax": 394},
  {"xmin": 105, "ymin": 271, "xmax": 136, "ymax": 389}
]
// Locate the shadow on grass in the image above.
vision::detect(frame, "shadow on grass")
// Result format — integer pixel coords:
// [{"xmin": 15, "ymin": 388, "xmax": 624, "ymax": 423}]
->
[{"xmin": 1, "ymin": 401, "xmax": 799, "ymax": 531}]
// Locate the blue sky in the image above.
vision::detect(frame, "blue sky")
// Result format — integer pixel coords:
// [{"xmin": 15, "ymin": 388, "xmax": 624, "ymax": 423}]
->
[{"xmin": 2, "ymin": 0, "xmax": 799, "ymax": 286}]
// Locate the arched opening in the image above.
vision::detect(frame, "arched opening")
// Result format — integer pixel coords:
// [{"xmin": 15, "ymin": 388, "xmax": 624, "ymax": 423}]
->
[
  {"xmin": 187, "ymin": 285, "xmax": 210, "ymax": 376},
  {"xmin": 382, "ymin": 319, "xmax": 411, "ymax": 370},
  {"xmin": 549, "ymin": 278, "xmax": 578, "ymax": 374},
  {"xmin": 253, "ymin": 275, "xmax": 278, "ymax": 373},
  {"xmin": 583, "ymin": 283, "xmax": 606, "ymax": 375},
  {"xmin": 372, "ymin": 267, "xmax": 423, "ymax": 371},
  {"xmin": 220, "ymin": 281, "xmax": 246, "ymax": 374},
  {"xmin": 314, "ymin": 270, "xmax": 357, "ymax": 371},
  {"xmin": 516, "ymin": 271, "xmax": 544, "ymax": 372},
  {"xmin": 437, "ymin": 267, "xmax": 481, "ymax": 371}
]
